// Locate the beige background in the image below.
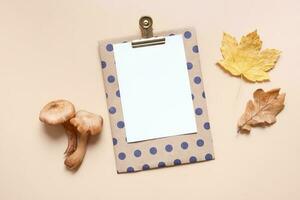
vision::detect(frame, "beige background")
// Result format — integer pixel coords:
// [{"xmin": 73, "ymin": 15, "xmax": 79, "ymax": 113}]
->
[{"xmin": 0, "ymin": 0, "xmax": 299, "ymax": 199}]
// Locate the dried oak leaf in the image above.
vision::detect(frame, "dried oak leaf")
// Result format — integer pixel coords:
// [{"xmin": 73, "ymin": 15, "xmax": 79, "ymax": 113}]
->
[
  {"xmin": 218, "ymin": 30, "xmax": 281, "ymax": 82},
  {"xmin": 238, "ymin": 88, "xmax": 285, "ymax": 133}
]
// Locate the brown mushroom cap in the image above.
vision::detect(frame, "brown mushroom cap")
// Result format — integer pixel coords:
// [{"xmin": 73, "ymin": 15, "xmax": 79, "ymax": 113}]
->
[
  {"xmin": 70, "ymin": 110, "xmax": 103, "ymax": 135},
  {"xmin": 39, "ymin": 100, "xmax": 75, "ymax": 125}
]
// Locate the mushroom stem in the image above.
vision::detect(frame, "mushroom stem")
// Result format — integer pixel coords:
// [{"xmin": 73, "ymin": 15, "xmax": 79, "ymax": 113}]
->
[
  {"xmin": 64, "ymin": 133, "xmax": 89, "ymax": 170},
  {"xmin": 39, "ymin": 99, "xmax": 77, "ymax": 157},
  {"xmin": 63, "ymin": 122, "xmax": 77, "ymax": 156}
]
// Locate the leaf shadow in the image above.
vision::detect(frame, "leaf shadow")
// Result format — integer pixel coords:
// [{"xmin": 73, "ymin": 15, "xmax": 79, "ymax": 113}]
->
[
  {"xmin": 237, "ymin": 122, "xmax": 276, "ymax": 136},
  {"xmin": 216, "ymin": 63, "xmax": 271, "ymax": 83}
]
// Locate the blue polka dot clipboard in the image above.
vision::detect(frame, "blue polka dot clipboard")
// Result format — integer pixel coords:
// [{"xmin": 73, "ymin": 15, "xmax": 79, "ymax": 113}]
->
[{"xmin": 99, "ymin": 28, "xmax": 214, "ymax": 173}]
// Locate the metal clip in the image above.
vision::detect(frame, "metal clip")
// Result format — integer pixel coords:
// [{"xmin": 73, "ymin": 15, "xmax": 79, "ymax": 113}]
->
[
  {"xmin": 132, "ymin": 16, "xmax": 166, "ymax": 48},
  {"xmin": 139, "ymin": 16, "xmax": 153, "ymax": 38}
]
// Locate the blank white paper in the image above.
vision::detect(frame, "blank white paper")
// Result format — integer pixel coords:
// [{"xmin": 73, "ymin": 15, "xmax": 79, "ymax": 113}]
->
[{"xmin": 113, "ymin": 35, "xmax": 197, "ymax": 143}]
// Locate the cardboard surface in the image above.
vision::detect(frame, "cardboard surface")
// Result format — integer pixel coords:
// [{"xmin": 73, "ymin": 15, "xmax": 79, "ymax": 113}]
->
[{"xmin": 99, "ymin": 29, "xmax": 214, "ymax": 173}]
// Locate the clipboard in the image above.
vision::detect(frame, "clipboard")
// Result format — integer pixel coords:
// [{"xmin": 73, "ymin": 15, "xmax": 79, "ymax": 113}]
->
[{"xmin": 99, "ymin": 16, "xmax": 214, "ymax": 173}]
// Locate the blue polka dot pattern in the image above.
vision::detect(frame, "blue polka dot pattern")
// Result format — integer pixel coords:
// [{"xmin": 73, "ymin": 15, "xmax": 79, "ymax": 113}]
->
[
  {"xmin": 127, "ymin": 167, "xmax": 134, "ymax": 172},
  {"xmin": 117, "ymin": 121, "xmax": 125, "ymax": 128},
  {"xmin": 165, "ymin": 144, "xmax": 173, "ymax": 152},
  {"xmin": 134, "ymin": 150, "xmax": 142, "ymax": 157},
  {"xmin": 142, "ymin": 164, "xmax": 150, "ymax": 170},
  {"xmin": 113, "ymin": 138, "xmax": 117, "ymax": 145},
  {"xmin": 194, "ymin": 76, "xmax": 201, "ymax": 84},
  {"xmin": 187, "ymin": 62, "xmax": 193, "ymax": 70},
  {"xmin": 184, "ymin": 31, "xmax": 192, "ymax": 39},
  {"xmin": 118, "ymin": 152, "xmax": 126, "ymax": 160},
  {"xmin": 101, "ymin": 61, "xmax": 107, "ymax": 69},
  {"xmin": 204, "ymin": 122, "xmax": 210, "ymax": 130},
  {"xmin": 116, "ymin": 90, "xmax": 120, "ymax": 97},
  {"xmin": 107, "ymin": 75, "xmax": 115, "ymax": 83},
  {"xmin": 195, "ymin": 107, "xmax": 203, "ymax": 115},
  {"xmin": 101, "ymin": 29, "xmax": 214, "ymax": 173},
  {"xmin": 205, "ymin": 153, "xmax": 213, "ymax": 160},
  {"xmin": 174, "ymin": 159, "xmax": 181, "ymax": 165},
  {"xmin": 106, "ymin": 44, "xmax": 113, "ymax": 52},
  {"xmin": 109, "ymin": 106, "xmax": 116, "ymax": 114},
  {"xmin": 192, "ymin": 45, "xmax": 199, "ymax": 53},
  {"xmin": 181, "ymin": 142, "xmax": 189, "ymax": 150},
  {"xmin": 197, "ymin": 139, "xmax": 204, "ymax": 147},
  {"xmin": 189, "ymin": 156, "xmax": 197, "ymax": 163},
  {"xmin": 149, "ymin": 147, "xmax": 157, "ymax": 155},
  {"xmin": 158, "ymin": 162, "xmax": 166, "ymax": 168}
]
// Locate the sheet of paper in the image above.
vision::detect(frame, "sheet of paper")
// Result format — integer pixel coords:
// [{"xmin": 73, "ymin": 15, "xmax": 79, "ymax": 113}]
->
[{"xmin": 113, "ymin": 35, "xmax": 197, "ymax": 142}]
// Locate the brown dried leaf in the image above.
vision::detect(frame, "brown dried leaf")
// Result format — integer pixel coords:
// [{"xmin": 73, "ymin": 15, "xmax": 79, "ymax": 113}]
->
[{"xmin": 238, "ymin": 88, "xmax": 285, "ymax": 133}]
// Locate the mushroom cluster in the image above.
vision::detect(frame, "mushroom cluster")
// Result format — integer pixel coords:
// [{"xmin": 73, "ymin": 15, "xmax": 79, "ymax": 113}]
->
[{"xmin": 39, "ymin": 100, "xmax": 103, "ymax": 170}]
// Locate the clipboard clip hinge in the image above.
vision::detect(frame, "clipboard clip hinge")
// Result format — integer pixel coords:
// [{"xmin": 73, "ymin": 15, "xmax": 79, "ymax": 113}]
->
[{"xmin": 132, "ymin": 16, "xmax": 166, "ymax": 48}]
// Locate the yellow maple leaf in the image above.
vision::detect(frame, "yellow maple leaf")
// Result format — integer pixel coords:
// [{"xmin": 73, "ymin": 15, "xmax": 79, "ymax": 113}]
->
[{"xmin": 218, "ymin": 31, "xmax": 281, "ymax": 82}]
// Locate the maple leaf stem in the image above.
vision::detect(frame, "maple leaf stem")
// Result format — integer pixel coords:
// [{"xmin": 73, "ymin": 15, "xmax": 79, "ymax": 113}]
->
[
  {"xmin": 235, "ymin": 77, "xmax": 243, "ymax": 103},
  {"xmin": 240, "ymin": 74, "xmax": 247, "ymax": 82}
]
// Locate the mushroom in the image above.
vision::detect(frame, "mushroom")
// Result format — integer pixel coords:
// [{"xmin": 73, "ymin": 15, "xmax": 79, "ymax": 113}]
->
[
  {"xmin": 64, "ymin": 110, "xmax": 103, "ymax": 170},
  {"xmin": 39, "ymin": 99, "xmax": 77, "ymax": 156}
]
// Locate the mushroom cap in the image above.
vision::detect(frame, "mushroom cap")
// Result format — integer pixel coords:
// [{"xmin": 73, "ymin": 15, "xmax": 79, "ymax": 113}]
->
[
  {"xmin": 39, "ymin": 100, "xmax": 75, "ymax": 125},
  {"xmin": 70, "ymin": 110, "xmax": 103, "ymax": 136}
]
